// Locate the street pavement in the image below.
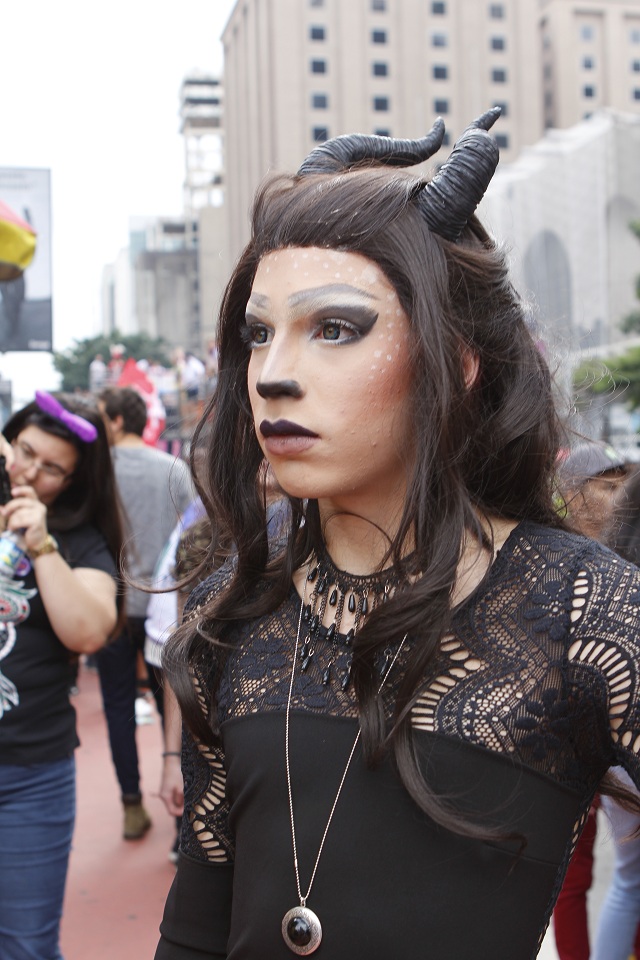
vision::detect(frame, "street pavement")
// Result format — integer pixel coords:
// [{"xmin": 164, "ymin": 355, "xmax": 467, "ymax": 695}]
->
[
  {"xmin": 60, "ymin": 663, "xmax": 617, "ymax": 959},
  {"xmin": 60, "ymin": 665, "xmax": 175, "ymax": 960}
]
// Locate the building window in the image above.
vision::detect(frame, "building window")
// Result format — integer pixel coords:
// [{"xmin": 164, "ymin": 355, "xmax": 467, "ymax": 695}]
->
[
  {"xmin": 493, "ymin": 100, "xmax": 508, "ymax": 117},
  {"xmin": 492, "ymin": 68, "xmax": 507, "ymax": 82},
  {"xmin": 311, "ymin": 59, "xmax": 327, "ymax": 74},
  {"xmin": 310, "ymin": 25, "xmax": 325, "ymax": 40},
  {"xmin": 372, "ymin": 61, "xmax": 388, "ymax": 76},
  {"xmin": 489, "ymin": 4, "xmax": 504, "ymax": 19},
  {"xmin": 312, "ymin": 93, "xmax": 328, "ymax": 108},
  {"xmin": 581, "ymin": 24, "xmax": 594, "ymax": 41},
  {"xmin": 495, "ymin": 133, "xmax": 509, "ymax": 149},
  {"xmin": 372, "ymin": 29, "xmax": 387, "ymax": 43},
  {"xmin": 432, "ymin": 1, "xmax": 446, "ymax": 13},
  {"xmin": 632, "ymin": 28, "xmax": 640, "ymax": 44},
  {"xmin": 309, "ymin": 0, "xmax": 324, "ymax": 6},
  {"xmin": 371, "ymin": 0, "xmax": 386, "ymax": 9},
  {"xmin": 433, "ymin": 64, "xmax": 448, "ymax": 80},
  {"xmin": 583, "ymin": 85, "xmax": 595, "ymax": 98},
  {"xmin": 373, "ymin": 96, "xmax": 389, "ymax": 111},
  {"xmin": 313, "ymin": 126, "xmax": 329, "ymax": 142},
  {"xmin": 432, "ymin": 33, "xmax": 447, "ymax": 47},
  {"xmin": 634, "ymin": 88, "xmax": 640, "ymax": 100},
  {"xmin": 491, "ymin": 36, "xmax": 505, "ymax": 51},
  {"xmin": 374, "ymin": 128, "xmax": 390, "ymax": 136},
  {"xmin": 434, "ymin": 98, "xmax": 449, "ymax": 114},
  {"xmin": 442, "ymin": 132, "xmax": 451, "ymax": 146},
  {"xmin": 583, "ymin": 55, "xmax": 594, "ymax": 69}
]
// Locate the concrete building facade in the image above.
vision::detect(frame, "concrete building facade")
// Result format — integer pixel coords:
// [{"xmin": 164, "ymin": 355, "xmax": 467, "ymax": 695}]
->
[
  {"xmin": 101, "ymin": 74, "xmax": 227, "ymax": 354},
  {"xmin": 222, "ymin": 0, "xmax": 542, "ymax": 257},
  {"xmin": 221, "ymin": 0, "xmax": 640, "ymax": 265},
  {"xmin": 541, "ymin": 0, "xmax": 640, "ymax": 130},
  {"xmin": 479, "ymin": 109, "xmax": 640, "ymax": 356}
]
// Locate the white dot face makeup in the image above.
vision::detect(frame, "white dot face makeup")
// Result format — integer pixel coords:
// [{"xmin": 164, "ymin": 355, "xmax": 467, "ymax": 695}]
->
[{"xmin": 244, "ymin": 247, "xmax": 414, "ymax": 512}]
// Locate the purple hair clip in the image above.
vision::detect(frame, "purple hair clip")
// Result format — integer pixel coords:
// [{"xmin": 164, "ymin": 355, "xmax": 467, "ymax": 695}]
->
[{"xmin": 34, "ymin": 391, "xmax": 98, "ymax": 443}]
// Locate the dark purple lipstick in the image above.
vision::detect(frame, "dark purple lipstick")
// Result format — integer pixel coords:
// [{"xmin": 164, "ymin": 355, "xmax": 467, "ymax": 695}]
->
[{"xmin": 260, "ymin": 419, "xmax": 318, "ymax": 438}]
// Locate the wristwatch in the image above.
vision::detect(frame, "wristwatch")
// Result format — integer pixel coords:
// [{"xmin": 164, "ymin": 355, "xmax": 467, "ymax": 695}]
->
[{"xmin": 28, "ymin": 534, "xmax": 59, "ymax": 560}]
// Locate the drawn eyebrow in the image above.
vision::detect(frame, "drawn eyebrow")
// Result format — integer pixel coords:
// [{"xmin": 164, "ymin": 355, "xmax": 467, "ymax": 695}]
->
[
  {"xmin": 247, "ymin": 284, "xmax": 379, "ymax": 315},
  {"xmin": 247, "ymin": 292, "xmax": 269, "ymax": 310},
  {"xmin": 288, "ymin": 284, "xmax": 378, "ymax": 307}
]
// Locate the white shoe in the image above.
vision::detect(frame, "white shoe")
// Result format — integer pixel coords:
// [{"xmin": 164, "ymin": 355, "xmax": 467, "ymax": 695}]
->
[{"xmin": 135, "ymin": 696, "xmax": 155, "ymax": 725}]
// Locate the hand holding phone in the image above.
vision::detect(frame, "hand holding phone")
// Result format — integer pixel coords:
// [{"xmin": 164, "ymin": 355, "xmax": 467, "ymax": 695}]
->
[{"xmin": 0, "ymin": 456, "xmax": 11, "ymax": 506}]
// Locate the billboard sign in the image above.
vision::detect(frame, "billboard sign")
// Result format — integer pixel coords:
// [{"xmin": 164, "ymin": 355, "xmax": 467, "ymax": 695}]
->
[{"xmin": 0, "ymin": 168, "xmax": 52, "ymax": 353}]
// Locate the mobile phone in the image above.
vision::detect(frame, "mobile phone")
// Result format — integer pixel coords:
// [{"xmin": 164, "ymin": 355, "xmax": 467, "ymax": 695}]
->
[{"xmin": 0, "ymin": 455, "xmax": 12, "ymax": 506}]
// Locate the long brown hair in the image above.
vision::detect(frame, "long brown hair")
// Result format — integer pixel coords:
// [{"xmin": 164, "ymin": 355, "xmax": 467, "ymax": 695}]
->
[{"xmin": 166, "ymin": 166, "xmax": 564, "ymax": 839}]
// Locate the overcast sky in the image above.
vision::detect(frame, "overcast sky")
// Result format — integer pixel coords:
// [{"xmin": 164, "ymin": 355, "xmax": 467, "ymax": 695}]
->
[{"xmin": 2, "ymin": 0, "xmax": 236, "ymax": 405}]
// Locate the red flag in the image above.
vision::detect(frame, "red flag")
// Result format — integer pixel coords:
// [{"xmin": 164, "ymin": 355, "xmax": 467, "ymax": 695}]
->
[{"xmin": 117, "ymin": 358, "xmax": 166, "ymax": 447}]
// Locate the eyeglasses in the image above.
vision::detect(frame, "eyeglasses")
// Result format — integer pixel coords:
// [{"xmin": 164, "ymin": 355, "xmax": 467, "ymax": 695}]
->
[{"xmin": 12, "ymin": 439, "xmax": 73, "ymax": 482}]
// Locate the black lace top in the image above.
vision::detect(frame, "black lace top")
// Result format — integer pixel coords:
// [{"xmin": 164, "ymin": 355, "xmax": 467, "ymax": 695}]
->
[{"xmin": 156, "ymin": 522, "xmax": 640, "ymax": 960}]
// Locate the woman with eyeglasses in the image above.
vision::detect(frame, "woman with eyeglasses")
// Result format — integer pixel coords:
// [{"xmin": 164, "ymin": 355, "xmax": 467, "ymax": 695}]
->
[{"xmin": 0, "ymin": 391, "xmax": 124, "ymax": 960}]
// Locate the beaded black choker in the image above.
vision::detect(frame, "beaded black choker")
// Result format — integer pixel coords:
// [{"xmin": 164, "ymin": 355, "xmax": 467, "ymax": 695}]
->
[{"xmin": 300, "ymin": 551, "xmax": 403, "ymax": 691}]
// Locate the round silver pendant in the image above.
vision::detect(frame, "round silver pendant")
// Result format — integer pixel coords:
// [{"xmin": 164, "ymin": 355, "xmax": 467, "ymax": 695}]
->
[{"xmin": 282, "ymin": 905, "xmax": 322, "ymax": 955}]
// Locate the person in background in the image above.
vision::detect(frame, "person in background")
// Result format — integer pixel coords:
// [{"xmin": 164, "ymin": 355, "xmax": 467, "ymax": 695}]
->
[
  {"xmin": 97, "ymin": 386, "xmax": 192, "ymax": 840},
  {"xmin": 88, "ymin": 353, "xmax": 107, "ymax": 394},
  {"xmin": 558, "ymin": 441, "xmax": 628, "ymax": 542},
  {"xmin": 0, "ymin": 391, "xmax": 123, "ymax": 960},
  {"xmin": 590, "ymin": 468, "xmax": 640, "ymax": 960},
  {"xmin": 145, "ymin": 495, "xmax": 207, "ymax": 863},
  {"xmin": 552, "ymin": 439, "xmax": 631, "ymax": 960},
  {"xmin": 180, "ymin": 351, "xmax": 206, "ymax": 402}
]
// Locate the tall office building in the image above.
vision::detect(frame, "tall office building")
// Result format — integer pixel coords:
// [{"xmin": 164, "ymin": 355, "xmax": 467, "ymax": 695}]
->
[
  {"xmin": 221, "ymin": 0, "xmax": 640, "ymax": 259},
  {"xmin": 222, "ymin": 0, "xmax": 542, "ymax": 256},
  {"xmin": 180, "ymin": 72, "xmax": 225, "ymax": 220},
  {"xmin": 541, "ymin": 0, "xmax": 640, "ymax": 130}
]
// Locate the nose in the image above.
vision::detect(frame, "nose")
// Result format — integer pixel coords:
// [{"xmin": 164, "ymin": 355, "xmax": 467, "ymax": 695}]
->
[
  {"xmin": 256, "ymin": 379, "xmax": 303, "ymax": 400},
  {"xmin": 253, "ymin": 329, "xmax": 304, "ymax": 400},
  {"xmin": 21, "ymin": 460, "xmax": 40, "ymax": 481}
]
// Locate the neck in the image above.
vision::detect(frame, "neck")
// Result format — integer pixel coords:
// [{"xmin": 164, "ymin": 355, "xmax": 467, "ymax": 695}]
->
[
  {"xmin": 316, "ymin": 494, "xmax": 408, "ymax": 576},
  {"xmin": 114, "ymin": 433, "xmax": 146, "ymax": 448},
  {"xmin": 307, "ymin": 503, "xmax": 518, "ymax": 603}
]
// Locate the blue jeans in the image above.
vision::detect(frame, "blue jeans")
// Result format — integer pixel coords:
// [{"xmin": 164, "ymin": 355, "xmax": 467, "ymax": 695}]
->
[
  {"xmin": 592, "ymin": 768, "xmax": 640, "ymax": 960},
  {"xmin": 0, "ymin": 756, "xmax": 75, "ymax": 960}
]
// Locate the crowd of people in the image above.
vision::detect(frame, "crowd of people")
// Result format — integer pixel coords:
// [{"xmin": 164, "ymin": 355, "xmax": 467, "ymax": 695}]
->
[{"xmin": 3, "ymin": 108, "xmax": 640, "ymax": 960}]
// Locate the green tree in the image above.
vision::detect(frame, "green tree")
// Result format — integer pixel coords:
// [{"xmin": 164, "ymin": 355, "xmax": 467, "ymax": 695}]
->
[
  {"xmin": 620, "ymin": 221, "xmax": 640, "ymax": 336},
  {"xmin": 573, "ymin": 220, "xmax": 640, "ymax": 414},
  {"xmin": 573, "ymin": 355, "xmax": 640, "ymax": 407},
  {"xmin": 53, "ymin": 331, "xmax": 171, "ymax": 393}
]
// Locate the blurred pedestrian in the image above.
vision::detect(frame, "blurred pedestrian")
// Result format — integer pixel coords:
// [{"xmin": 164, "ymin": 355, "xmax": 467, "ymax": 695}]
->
[
  {"xmin": 552, "ymin": 440, "xmax": 631, "ymax": 960},
  {"xmin": 590, "ymin": 468, "xmax": 640, "ymax": 960},
  {"xmin": 145, "ymin": 495, "xmax": 207, "ymax": 863},
  {"xmin": 0, "ymin": 391, "xmax": 123, "ymax": 960},
  {"xmin": 558, "ymin": 440, "xmax": 627, "ymax": 541},
  {"xmin": 97, "ymin": 386, "xmax": 192, "ymax": 840},
  {"xmin": 88, "ymin": 353, "xmax": 107, "ymax": 394}
]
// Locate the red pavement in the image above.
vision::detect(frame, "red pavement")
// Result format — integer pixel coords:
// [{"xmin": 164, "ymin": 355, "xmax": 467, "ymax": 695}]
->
[{"xmin": 60, "ymin": 664, "xmax": 176, "ymax": 960}]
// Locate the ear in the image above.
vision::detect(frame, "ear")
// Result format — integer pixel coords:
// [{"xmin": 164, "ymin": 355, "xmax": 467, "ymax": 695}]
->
[{"xmin": 461, "ymin": 345, "xmax": 480, "ymax": 390}]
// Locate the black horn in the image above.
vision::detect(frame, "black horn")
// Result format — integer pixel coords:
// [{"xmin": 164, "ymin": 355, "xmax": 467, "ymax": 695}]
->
[
  {"xmin": 418, "ymin": 106, "xmax": 501, "ymax": 242},
  {"xmin": 297, "ymin": 119, "xmax": 446, "ymax": 175}
]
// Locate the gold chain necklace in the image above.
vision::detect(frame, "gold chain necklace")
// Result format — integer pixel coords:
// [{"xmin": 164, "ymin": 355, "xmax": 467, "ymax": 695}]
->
[{"xmin": 282, "ymin": 562, "xmax": 407, "ymax": 955}]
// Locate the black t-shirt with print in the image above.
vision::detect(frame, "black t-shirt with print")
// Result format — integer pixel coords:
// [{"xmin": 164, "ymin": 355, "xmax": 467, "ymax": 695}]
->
[{"xmin": 0, "ymin": 524, "xmax": 116, "ymax": 765}]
